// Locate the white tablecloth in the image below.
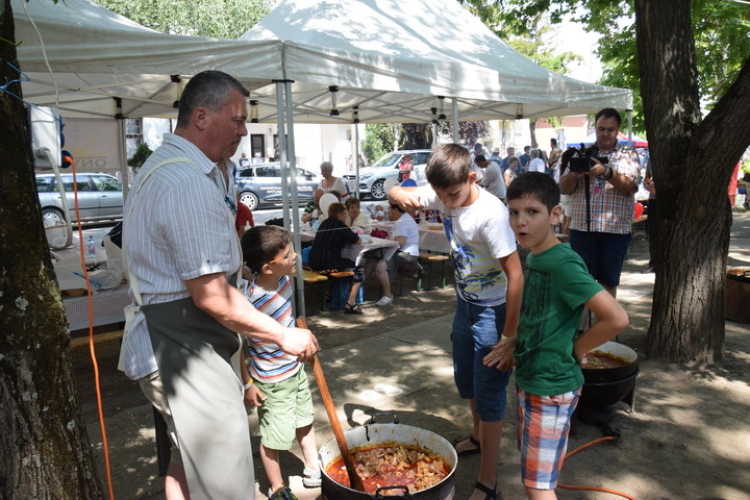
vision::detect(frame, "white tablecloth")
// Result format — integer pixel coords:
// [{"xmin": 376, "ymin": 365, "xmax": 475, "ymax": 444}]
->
[
  {"xmin": 418, "ymin": 227, "xmax": 450, "ymax": 254},
  {"xmin": 300, "ymin": 231, "xmax": 399, "ymax": 267},
  {"xmin": 372, "ymin": 221, "xmax": 450, "ymax": 255}
]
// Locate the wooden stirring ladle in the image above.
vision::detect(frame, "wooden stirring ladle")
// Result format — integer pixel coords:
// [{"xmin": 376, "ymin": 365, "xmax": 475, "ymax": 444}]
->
[{"xmin": 297, "ymin": 317, "xmax": 365, "ymax": 492}]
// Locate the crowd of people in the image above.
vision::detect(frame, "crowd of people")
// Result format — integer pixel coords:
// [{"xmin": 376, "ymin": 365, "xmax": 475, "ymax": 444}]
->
[{"xmin": 119, "ymin": 69, "xmax": 635, "ymax": 500}]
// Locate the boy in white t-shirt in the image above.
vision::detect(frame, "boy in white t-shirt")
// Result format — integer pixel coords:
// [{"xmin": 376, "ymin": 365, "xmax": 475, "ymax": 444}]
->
[{"xmin": 389, "ymin": 144, "xmax": 523, "ymax": 500}]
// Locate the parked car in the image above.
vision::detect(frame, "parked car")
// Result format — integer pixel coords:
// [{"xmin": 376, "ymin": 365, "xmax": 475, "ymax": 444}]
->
[
  {"xmin": 344, "ymin": 150, "xmax": 431, "ymax": 200},
  {"xmin": 36, "ymin": 173, "xmax": 124, "ymax": 228},
  {"xmin": 235, "ymin": 163, "xmax": 322, "ymax": 210}
]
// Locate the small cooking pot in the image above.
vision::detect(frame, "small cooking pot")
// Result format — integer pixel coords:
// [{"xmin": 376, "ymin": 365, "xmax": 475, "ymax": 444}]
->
[
  {"xmin": 580, "ymin": 341, "xmax": 639, "ymax": 409},
  {"xmin": 581, "ymin": 341, "xmax": 638, "ymax": 383},
  {"xmin": 319, "ymin": 415, "xmax": 457, "ymax": 500}
]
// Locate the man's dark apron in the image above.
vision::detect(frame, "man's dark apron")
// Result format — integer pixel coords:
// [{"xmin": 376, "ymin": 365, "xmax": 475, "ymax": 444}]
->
[{"xmin": 142, "ymin": 297, "xmax": 252, "ymax": 499}]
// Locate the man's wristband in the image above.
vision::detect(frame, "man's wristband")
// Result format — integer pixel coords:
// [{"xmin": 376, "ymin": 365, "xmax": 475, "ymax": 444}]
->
[{"xmin": 243, "ymin": 379, "xmax": 254, "ymax": 391}]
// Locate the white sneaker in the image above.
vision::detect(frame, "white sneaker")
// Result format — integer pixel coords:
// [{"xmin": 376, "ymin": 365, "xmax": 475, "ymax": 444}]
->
[{"xmin": 375, "ymin": 295, "xmax": 393, "ymax": 306}]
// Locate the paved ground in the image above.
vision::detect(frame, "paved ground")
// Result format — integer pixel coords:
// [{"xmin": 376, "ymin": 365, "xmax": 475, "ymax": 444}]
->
[{"xmin": 71, "ymin": 209, "xmax": 750, "ymax": 499}]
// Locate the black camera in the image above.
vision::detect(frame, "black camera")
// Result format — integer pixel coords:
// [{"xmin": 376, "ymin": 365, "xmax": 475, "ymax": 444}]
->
[{"xmin": 563, "ymin": 144, "xmax": 608, "ymax": 173}]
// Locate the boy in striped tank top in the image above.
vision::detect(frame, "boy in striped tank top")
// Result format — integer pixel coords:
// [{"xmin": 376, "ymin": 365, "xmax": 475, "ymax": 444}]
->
[{"xmin": 241, "ymin": 226, "xmax": 320, "ymax": 500}]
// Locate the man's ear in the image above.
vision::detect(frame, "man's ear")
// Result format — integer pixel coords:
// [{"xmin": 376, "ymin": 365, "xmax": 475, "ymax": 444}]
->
[
  {"xmin": 467, "ymin": 171, "xmax": 478, "ymax": 184},
  {"xmin": 193, "ymin": 106, "xmax": 209, "ymax": 131},
  {"xmin": 550, "ymin": 204, "xmax": 563, "ymax": 225},
  {"xmin": 259, "ymin": 262, "xmax": 274, "ymax": 276}
]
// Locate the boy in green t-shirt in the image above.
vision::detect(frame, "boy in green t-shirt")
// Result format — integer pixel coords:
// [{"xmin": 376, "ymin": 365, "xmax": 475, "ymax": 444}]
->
[{"xmin": 485, "ymin": 172, "xmax": 628, "ymax": 499}]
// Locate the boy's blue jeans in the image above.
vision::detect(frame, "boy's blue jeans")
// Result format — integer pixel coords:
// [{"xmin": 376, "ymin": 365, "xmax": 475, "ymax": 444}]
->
[{"xmin": 451, "ymin": 296, "xmax": 513, "ymax": 422}]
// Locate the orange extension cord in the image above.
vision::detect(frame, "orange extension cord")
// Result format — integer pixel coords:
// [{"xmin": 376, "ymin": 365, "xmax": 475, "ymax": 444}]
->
[
  {"xmin": 558, "ymin": 436, "xmax": 639, "ymax": 500},
  {"xmin": 71, "ymin": 171, "xmax": 116, "ymax": 500}
]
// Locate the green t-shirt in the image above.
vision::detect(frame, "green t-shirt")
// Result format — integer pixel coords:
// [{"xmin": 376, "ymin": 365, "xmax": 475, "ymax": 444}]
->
[{"xmin": 514, "ymin": 244, "xmax": 603, "ymax": 396}]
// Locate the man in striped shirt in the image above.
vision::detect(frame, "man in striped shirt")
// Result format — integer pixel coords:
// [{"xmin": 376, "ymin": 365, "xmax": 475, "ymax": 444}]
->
[
  {"xmin": 122, "ymin": 71, "xmax": 318, "ymax": 500},
  {"xmin": 558, "ymin": 108, "xmax": 640, "ymax": 301}
]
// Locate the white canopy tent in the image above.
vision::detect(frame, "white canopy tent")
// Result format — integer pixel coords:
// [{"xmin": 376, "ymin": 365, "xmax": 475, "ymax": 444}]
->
[
  {"xmin": 12, "ymin": 0, "xmax": 281, "ymax": 120},
  {"xmin": 14, "ymin": 0, "xmax": 632, "ymax": 123}
]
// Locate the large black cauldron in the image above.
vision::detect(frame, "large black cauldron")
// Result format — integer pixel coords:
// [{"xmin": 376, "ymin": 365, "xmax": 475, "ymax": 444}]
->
[
  {"xmin": 579, "ymin": 341, "xmax": 639, "ymax": 410},
  {"xmin": 319, "ymin": 421, "xmax": 457, "ymax": 500}
]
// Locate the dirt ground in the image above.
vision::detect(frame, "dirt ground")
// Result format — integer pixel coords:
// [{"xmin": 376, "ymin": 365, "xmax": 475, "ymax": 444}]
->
[{"xmin": 71, "ymin": 210, "xmax": 750, "ymax": 500}]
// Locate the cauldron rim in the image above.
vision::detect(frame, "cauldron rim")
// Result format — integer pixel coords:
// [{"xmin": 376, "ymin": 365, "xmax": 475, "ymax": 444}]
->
[
  {"xmin": 582, "ymin": 341, "xmax": 639, "ymax": 383},
  {"xmin": 319, "ymin": 423, "xmax": 457, "ymax": 500}
]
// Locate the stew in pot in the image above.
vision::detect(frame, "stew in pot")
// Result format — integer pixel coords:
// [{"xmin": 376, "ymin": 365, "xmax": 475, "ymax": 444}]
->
[
  {"xmin": 325, "ymin": 442, "xmax": 450, "ymax": 494},
  {"xmin": 582, "ymin": 350, "xmax": 629, "ymax": 369}
]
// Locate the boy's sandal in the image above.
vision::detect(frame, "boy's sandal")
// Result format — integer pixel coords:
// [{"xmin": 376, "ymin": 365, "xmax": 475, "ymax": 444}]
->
[
  {"xmin": 471, "ymin": 481, "xmax": 498, "ymax": 500},
  {"xmin": 302, "ymin": 467, "xmax": 322, "ymax": 488},
  {"xmin": 268, "ymin": 486, "xmax": 299, "ymax": 500},
  {"xmin": 344, "ymin": 303, "xmax": 363, "ymax": 314},
  {"xmin": 452, "ymin": 435, "xmax": 481, "ymax": 456}
]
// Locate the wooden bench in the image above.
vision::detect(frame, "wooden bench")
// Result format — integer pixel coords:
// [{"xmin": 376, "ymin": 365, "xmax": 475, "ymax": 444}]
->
[
  {"xmin": 300, "ymin": 268, "xmax": 328, "ymax": 313},
  {"xmin": 418, "ymin": 252, "xmax": 450, "ymax": 289}
]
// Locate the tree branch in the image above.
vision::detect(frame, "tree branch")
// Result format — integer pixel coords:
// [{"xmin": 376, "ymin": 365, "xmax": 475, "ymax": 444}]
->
[{"xmin": 694, "ymin": 57, "xmax": 750, "ymax": 170}]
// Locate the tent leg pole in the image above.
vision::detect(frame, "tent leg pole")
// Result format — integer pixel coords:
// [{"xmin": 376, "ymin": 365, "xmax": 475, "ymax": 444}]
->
[
  {"xmin": 451, "ymin": 98, "xmax": 459, "ymax": 144},
  {"xmin": 278, "ymin": 80, "xmax": 306, "ymax": 319}
]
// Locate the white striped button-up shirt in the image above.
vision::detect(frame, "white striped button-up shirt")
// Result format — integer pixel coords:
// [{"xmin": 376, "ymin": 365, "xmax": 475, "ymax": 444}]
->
[{"xmin": 120, "ymin": 134, "xmax": 241, "ymax": 380}]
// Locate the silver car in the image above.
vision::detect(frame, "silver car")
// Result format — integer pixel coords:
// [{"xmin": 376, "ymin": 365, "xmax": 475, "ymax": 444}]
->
[
  {"xmin": 36, "ymin": 173, "xmax": 124, "ymax": 227},
  {"xmin": 345, "ymin": 150, "xmax": 431, "ymax": 200},
  {"xmin": 235, "ymin": 164, "xmax": 322, "ymax": 210}
]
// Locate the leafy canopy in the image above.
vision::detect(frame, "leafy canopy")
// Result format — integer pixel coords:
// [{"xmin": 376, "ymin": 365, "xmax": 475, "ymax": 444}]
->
[
  {"xmin": 93, "ymin": 0, "xmax": 276, "ymax": 38},
  {"xmin": 465, "ymin": 0, "xmax": 750, "ymax": 134}
]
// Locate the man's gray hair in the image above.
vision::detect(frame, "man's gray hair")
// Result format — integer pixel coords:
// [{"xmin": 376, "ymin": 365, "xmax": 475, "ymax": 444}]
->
[
  {"xmin": 177, "ymin": 70, "xmax": 249, "ymax": 128},
  {"xmin": 320, "ymin": 161, "xmax": 334, "ymax": 172},
  {"xmin": 530, "ymin": 148, "xmax": 540, "ymax": 159}
]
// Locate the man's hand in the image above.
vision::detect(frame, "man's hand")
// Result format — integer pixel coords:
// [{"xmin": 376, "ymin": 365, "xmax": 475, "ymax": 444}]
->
[
  {"xmin": 584, "ymin": 158, "xmax": 608, "ymax": 178},
  {"xmin": 278, "ymin": 327, "xmax": 319, "ymax": 362},
  {"xmin": 244, "ymin": 384, "xmax": 265, "ymax": 407},
  {"xmin": 483, "ymin": 334, "xmax": 517, "ymax": 371}
]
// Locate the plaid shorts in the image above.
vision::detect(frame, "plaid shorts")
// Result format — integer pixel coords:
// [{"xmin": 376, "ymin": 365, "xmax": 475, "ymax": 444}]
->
[{"xmin": 516, "ymin": 385, "xmax": 580, "ymax": 490}]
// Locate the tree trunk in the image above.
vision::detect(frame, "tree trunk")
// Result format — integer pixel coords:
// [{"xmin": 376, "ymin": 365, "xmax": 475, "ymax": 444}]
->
[
  {"xmin": 0, "ymin": 0, "xmax": 105, "ymax": 497},
  {"xmin": 528, "ymin": 119, "xmax": 538, "ymax": 148},
  {"xmin": 635, "ymin": 0, "xmax": 750, "ymax": 363}
]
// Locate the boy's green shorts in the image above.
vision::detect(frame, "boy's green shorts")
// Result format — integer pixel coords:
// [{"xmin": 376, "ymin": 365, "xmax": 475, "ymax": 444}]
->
[{"xmin": 256, "ymin": 369, "xmax": 314, "ymax": 450}]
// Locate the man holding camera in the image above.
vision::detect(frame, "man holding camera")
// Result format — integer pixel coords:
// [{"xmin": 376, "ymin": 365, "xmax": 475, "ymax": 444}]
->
[{"xmin": 559, "ymin": 108, "xmax": 640, "ymax": 299}]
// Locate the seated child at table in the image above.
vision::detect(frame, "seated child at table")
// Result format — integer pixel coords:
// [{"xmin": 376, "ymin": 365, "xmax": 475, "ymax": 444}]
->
[
  {"xmin": 484, "ymin": 172, "xmax": 628, "ymax": 499},
  {"xmin": 364, "ymin": 202, "xmax": 421, "ymax": 306},
  {"xmin": 240, "ymin": 225, "xmax": 322, "ymax": 500},
  {"xmin": 308, "ymin": 202, "xmax": 365, "ymax": 314}
]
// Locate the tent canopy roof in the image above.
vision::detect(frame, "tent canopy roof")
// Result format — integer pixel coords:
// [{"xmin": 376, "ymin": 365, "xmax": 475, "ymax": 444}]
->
[
  {"xmin": 14, "ymin": 0, "xmax": 631, "ymax": 123},
  {"xmin": 240, "ymin": 0, "xmax": 632, "ymax": 123}
]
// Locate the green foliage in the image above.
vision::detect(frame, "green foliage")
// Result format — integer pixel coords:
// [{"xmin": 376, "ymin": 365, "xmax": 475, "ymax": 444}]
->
[
  {"xmin": 362, "ymin": 124, "xmax": 394, "ymax": 164},
  {"xmin": 93, "ymin": 0, "xmax": 276, "ymax": 38},
  {"xmin": 127, "ymin": 142, "xmax": 153, "ymax": 170},
  {"xmin": 485, "ymin": 0, "xmax": 750, "ymax": 136}
]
